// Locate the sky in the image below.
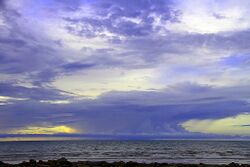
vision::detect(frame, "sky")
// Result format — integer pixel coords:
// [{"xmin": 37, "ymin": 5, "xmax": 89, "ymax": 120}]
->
[{"xmin": 0, "ymin": 0, "xmax": 250, "ymax": 141}]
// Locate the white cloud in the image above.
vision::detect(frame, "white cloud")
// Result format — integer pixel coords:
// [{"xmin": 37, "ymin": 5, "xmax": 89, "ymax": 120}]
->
[
  {"xmin": 0, "ymin": 14, "xmax": 6, "ymax": 26},
  {"xmin": 40, "ymin": 100, "xmax": 71, "ymax": 104},
  {"xmin": 167, "ymin": 0, "xmax": 250, "ymax": 34},
  {"xmin": 0, "ymin": 96, "xmax": 28, "ymax": 102}
]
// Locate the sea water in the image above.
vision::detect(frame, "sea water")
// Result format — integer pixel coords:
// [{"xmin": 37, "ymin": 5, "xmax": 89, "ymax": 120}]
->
[{"xmin": 0, "ymin": 140, "xmax": 250, "ymax": 164}]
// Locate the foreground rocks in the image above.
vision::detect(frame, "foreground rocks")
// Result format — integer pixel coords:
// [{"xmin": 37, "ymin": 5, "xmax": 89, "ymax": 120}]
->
[{"xmin": 0, "ymin": 158, "xmax": 249, "ymax": 167}]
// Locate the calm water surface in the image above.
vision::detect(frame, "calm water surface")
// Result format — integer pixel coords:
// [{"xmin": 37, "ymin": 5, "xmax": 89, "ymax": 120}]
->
[{"xmin": 0, "ymin": 140, "xmax": 250, "ymax": 164}]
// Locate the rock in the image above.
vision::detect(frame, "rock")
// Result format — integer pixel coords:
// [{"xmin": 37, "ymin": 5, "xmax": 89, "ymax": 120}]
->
[
  {"xmin": 228, "ymin": 162, "xmax": 240, "ymax": 167},
  {"xmin": 57, "ymin": 157, "xmax": 72, "ymax": 167},
  {"xmin": 57, "ymin": 157, "xmax": 68, "ymax": 162},
  {"xmin": 241, "ymin": 164, "xmax": 250, "ymax": 167},
  {"xmin": 29, "ymin": 159, "xmax": 36, "ymax": 164},
  {"xmin": 38, "ymin": 160, "xmax": 43, "ymax": 164},
  {"xmin": 0, "ymin": 161, "xmax": 7, "ymax": 167},
  {"xmin": 125, "ymin": 161, "xmax": 138, "ymax": 167},
  {"xmin": 113, "ymin": 161, "xmax": 126, "ymax": 167}
]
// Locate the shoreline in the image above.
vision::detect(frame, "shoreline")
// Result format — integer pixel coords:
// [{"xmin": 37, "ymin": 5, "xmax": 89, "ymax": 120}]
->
[{"xmin": 0, "ymin": 158, "xmax": 249, "ymax": 167}]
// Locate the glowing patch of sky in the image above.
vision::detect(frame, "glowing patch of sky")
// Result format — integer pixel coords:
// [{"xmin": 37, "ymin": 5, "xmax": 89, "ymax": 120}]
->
[
  {"xmin": 182, "ymin": 113, "xmax": 250, "ymax": 136},
  {"xmin": 9, "ymin": 125, "xmax": 78, "ymax": 135}
]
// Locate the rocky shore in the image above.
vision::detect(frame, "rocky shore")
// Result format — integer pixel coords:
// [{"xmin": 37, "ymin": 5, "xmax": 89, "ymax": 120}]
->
[{"xmin": 0, "ymin": 158, "xmax": 249, "ymax": 167}]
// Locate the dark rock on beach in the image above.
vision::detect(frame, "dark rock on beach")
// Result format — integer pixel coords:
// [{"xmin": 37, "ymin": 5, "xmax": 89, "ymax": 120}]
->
[{"xmin": 0, "ymin": 158, "xmax": 250, "ymax": 167}]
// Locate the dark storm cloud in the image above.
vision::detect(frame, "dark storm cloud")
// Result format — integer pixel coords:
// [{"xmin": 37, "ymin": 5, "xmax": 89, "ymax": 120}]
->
[
  {"xmin": 0, "ymin": 1, "xmax": 63, "ymax": 86},
  {"xmin": 0, "ymin": 6, "xmax": 59, "ymax": 81},
  {"xmin": 62, "ymin": 62, "xmax": 96, "ymax": 71},
  {"xmin": 0, "ymin": 82, "xmax": 69, "ymax": 100},
  {"xmin": 29, "ymin": 70, "xmax": 60, "ymax": 86},
  {"xmin": 67, "ymin": 83, "xmax": 250, "ymax": 135},
  {"xmin": 0, "ymin": 0, "xmax": 5, "ymax": 8},
  {"xmin": 0, "ymin": 38, "xmax": 27, "ymax": 47},
  {"xmin": 1, "ymin": 83, "xmax": 250, "ymax": 138}
]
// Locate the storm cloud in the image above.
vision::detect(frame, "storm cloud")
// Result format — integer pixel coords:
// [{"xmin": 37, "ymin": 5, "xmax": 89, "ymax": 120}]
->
[{"xmin": 0, "ymin": 0, "xmax": 250, "ymax": 140}]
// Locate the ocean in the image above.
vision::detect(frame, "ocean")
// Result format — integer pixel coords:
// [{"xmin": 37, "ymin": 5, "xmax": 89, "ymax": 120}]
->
[{"xmin": 0, "ymin": 140, "xmax": 250, "ymax": 164}]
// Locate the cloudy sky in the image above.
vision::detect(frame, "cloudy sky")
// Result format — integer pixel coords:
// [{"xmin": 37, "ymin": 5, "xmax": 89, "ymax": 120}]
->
[{"xmin": 0, "ymin": 0, "xmax": 250, "ymax": 141}]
